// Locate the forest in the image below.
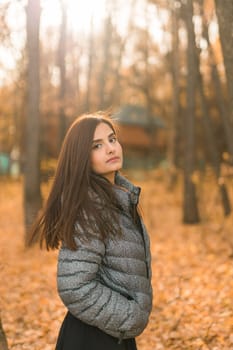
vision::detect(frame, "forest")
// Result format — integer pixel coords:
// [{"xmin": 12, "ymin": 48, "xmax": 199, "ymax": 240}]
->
[{"xmin": 0, "ymin": 0, "xmax": 233, "ymax": 349}]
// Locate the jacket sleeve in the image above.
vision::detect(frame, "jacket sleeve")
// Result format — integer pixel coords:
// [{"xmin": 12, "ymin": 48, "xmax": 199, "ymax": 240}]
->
[{"xmin": 57, "ymin": 235, "xmax": 150, "ymax": 339}]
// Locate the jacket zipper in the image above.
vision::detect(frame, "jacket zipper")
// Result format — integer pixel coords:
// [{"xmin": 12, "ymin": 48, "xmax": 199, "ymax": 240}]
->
[{"xmin": 118, "ymin": 332, "xmax": 124, "ymax": 344}]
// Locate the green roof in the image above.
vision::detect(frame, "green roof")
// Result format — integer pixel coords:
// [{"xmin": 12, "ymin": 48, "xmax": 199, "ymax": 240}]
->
[{"xmin": 113, "ymin": 104, "xmax": 165, "ymax": 128}]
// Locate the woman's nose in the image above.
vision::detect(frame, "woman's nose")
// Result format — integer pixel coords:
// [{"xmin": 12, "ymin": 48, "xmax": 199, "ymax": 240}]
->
[{"xmin": 106, "ymin": 143, "xmax": 114, "ymax": 154}]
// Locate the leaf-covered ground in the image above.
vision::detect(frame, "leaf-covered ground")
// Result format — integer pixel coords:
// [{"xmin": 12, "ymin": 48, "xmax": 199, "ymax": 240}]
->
[{"xmin": 0, "ymin": 173, "xmax": 233, "ymax": 350}]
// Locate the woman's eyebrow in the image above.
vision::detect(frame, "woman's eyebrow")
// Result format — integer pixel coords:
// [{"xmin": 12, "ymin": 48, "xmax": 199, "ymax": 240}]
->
[{"xmin": 92, "ymin": 132, "xmax": 115, "ymax": 143}]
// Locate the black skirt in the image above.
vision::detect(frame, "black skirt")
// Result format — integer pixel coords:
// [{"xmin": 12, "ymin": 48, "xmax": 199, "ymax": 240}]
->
[{"xmin": 55, "ymin": 312, "xmax": 138, "ymax": 350}]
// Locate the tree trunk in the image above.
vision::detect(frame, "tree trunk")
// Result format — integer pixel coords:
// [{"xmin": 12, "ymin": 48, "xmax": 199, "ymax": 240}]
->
[
  {"xmin": 197, "ymin": 60, "xmax": 231, "ymax": 216},
  {"xmin": 84, "ymin": 17, "xmax": 94, "ymax": 113},
  {"xmin": 202, "ymin": 15, "xmax": 233, "ymax": 163},
  {"xmin": 211, "ymin": 65, "xmax": 233, "ymax": 160},
  {"xmin": 98, "ymin": 15, "xmax": 112, "ymax": 110},
  {"xmin": 200, "ymin": 16, "xmax": 231, "ymax": 215},
  {"xmin": 0, "ymin": 317, "xmax": 8, "ymax": 350},
  {"xmin": 24, "ymin": 0, "xmax": 42, "ymax": 233},
  {"xmin": 167, "ymin": 2, "xmax": 180, "ymax": 188},
  {"xmin": 110, "ymin": 0, "xmax": 136, "ymax": 107},
  {"xmin": 183, "ymin": 0, "xmax": 199, "ymax": 223},
  {"xmin": 199, "ymin": 76, "xmax": 231, "ymax": 216},
  {"xmin": 58, "ymin": 0, "xmax": 67, "ymax": 149},
  {"xmin": 215, "ymin": 0, "xmax": 233, "ymax": 124}
]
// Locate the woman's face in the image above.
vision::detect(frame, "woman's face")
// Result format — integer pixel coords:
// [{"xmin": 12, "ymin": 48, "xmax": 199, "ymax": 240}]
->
[{"xmin": 90, "ymin": 122, "xmax": 123, "ymax": 183}]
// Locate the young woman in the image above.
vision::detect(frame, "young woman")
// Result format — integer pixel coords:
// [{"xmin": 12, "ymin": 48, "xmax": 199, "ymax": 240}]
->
[{"xmin": 29, "ymin": 113, "xmax": 153, "ymax": 350}]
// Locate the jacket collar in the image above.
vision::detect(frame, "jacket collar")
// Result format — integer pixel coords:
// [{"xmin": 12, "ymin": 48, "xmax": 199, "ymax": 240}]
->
[{"xmin": 114, "ymin": 172, "xmax": 141, "ymax": 205}]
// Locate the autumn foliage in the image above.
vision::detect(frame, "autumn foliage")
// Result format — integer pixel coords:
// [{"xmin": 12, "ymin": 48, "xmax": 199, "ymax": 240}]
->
[{"xmin": 0, "ymin": 171, "xmax": 233, "ymax": 350}]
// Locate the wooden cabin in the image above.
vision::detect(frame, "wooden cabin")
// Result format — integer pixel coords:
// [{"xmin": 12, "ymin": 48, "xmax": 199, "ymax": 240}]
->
[{"xmin": 113, "ymin": 105, "xmax": 166, "ymax": 169}]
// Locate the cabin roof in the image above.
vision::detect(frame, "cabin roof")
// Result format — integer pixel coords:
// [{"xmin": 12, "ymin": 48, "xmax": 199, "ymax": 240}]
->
[{"xmin": 113, "ymin": 104, "xmax": 165, "ymax": 128}]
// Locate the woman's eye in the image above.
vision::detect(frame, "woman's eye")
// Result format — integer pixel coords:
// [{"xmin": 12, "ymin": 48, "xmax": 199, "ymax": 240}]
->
[
  {"xmin": 110, "ymin": 137, "xmax": 117, "ymax": 143},
  {"xmin": 93, "ymin": 143, "xmax": 102, "ymax": 149}
]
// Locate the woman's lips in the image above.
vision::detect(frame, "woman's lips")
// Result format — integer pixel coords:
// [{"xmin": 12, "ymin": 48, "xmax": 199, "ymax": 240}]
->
[{"xmin": 106, "ymin": 156, "xmax": 120, "ymax": 163}]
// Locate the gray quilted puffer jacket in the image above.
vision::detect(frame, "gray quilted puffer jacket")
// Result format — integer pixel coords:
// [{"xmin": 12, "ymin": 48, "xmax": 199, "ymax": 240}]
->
[{"xmin": 57, "ymin": 172, "xmax": 153, "ymax": 341}]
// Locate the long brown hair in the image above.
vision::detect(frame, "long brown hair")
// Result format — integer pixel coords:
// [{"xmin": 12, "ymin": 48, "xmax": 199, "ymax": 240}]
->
[{"xmin": 28, "ymin": 113, "xmax": 123, "ymax": 250}]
